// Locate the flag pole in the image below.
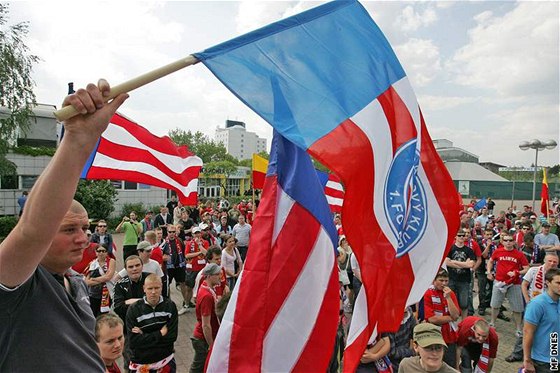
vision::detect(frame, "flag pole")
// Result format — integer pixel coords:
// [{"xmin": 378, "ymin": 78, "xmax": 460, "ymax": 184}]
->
[{"xmin": 53, "ymin": 55, "xmax": 199, "ymax": 121}]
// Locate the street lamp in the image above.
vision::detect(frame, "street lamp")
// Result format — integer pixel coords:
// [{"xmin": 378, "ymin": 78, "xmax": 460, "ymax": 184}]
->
[{"xmin": 519, "ymin": 139, "xmax": 557, "ymax": 211}]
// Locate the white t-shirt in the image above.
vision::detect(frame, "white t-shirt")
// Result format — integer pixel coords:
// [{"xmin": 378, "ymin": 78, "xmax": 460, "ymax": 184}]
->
[
  {"xmin": 117, "ymin": 259, "xmax": 163, "ymax": 279},
  {"xmin": 222, "ymin": 249, "xmax": 239, "ymax": 278},
  {"xmin": 523, "ymin": 265, "xmax": 546, "ymax": 300}
]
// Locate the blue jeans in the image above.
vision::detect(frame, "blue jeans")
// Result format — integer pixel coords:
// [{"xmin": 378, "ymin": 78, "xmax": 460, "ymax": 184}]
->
[{"xmin": 449, "ymin": 278, "xmax": 470, "ymax": 311}]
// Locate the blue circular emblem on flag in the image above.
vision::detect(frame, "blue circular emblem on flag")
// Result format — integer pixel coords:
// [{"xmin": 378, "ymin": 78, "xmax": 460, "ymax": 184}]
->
[{"xmin": 384, "ymin": 139, "xmax": 427, "ymax": 257}]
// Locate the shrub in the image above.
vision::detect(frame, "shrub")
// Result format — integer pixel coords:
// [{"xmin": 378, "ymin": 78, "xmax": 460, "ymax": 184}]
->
[{"xmin": 0, "ymin": 216, "xmax": 18, "ymax": 238}]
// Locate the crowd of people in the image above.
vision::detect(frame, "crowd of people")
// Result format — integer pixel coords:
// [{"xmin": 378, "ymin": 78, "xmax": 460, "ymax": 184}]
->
[
  {"xmin": 74, "ymin": 197, "xmax": 255, "ymax": 372},
  {"xmin": 0, "ymin": 81, "xmax": 558, "ymax": 373},
  {"xmin": 334, "ymin": 201, "xmax": 560, "ymax": 373}
]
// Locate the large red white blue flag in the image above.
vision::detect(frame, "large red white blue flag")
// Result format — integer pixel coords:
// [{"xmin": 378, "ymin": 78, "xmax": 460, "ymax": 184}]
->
[
  {"xmin": 80, "ymin": 113, "xmax": 202, "ymax": 205},
  {"xmin": 316, "ymin": 170, "xmax": 344, "ymax": 214},
  {"xmin": 206, "ymin": 131, "xmax": 339, "ymax": 372},
  {"xmin": 195, "ymin": 1, "xmax": 459, "ymax": 370}
]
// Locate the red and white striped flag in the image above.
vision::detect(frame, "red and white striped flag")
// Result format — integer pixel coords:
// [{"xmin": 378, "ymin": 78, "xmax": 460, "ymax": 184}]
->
[
  {"xmin": 81, "ymin": 113, "xmax": 202, "ymax": 205},
  {"xmin": 206, "ymin": 131, "xmax": 339, "ymax": 372},
  {"xmin": 195, "ymin": 2, "xmax": 459, "ymax": 370},
  {"xmin": 317, "ymin": 171, "xmax": 345, "ymax": 213}
]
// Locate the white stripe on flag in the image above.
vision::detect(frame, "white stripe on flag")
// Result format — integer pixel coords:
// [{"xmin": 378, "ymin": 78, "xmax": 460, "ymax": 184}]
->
[
  {"xmin": 262, "ymin": 189, "xmax": 335, "ymax": 371},
  {"xmin": 103, "ymin": 124, "xmax": 203, "ymax": 172},
  {"xmin": 345, "ymin": 278, "xmax": 368, "ymax": 346},
  {"xmin": 326, "ymin": 180, "xmax": 343, "ymax": 191},
  {"xmin": 351, "ymin": 99, "xmax": 398, "ymax": 250},
  {"xmin": 393, "ymin": 78, "xmax": 421, "ymax": 137},
  {"xmin": 326, "ymin": 195, "xmax": 343, "ymax": 207},
  {"xmin": 272, "ymin": 184, "xmax": 295, "ymax": 244},
  {"xmin": 92, "ymin": 152, "xmax": 198, "ymax": 196},
  {"xmin": 405, "ymin": 165, "xmax": 448, "ymax": 305},
  {"xmin": 206, "ymin": 271, "xmax": 244, "ymax": 372}
]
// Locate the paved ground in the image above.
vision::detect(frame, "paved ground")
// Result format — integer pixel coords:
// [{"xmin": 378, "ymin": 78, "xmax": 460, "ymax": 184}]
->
[{"xmin": 112, "ymin": 234, "xmax": 522, "ymax": 372}]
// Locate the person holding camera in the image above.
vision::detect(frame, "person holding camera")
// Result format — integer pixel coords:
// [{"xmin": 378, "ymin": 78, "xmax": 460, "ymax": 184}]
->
[{"xmin": 116, "ymin": 211, "xmax": 143, "ymax": 261}]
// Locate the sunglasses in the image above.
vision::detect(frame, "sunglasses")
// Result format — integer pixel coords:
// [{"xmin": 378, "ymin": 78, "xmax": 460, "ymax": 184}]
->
[
  {"xmin": 139, "ymin": 249, "xmax": 153, "ymax": 253},
  {"xmin": 503, "ymin": 239, "xmax": 513, "ymax": 242},
  {"xmin": 96, "ymin": 249, "xmax": 107, "ymax": 253},
  {"xmin": 168, "ymin": 231, "xmax": 177, "ymax": 233},
  {"xmin": 456, "ymin": 234, "xmax": 466, "ymax": 237},
  {"xmin": 97, "ymin": 225, "xmax": 107, "ymax": 228}
]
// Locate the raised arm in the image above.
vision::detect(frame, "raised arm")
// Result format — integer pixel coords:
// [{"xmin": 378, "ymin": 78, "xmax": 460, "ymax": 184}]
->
[{"xmin": 0, "ymin": 80, "xmax": 127, "ymax": 287}]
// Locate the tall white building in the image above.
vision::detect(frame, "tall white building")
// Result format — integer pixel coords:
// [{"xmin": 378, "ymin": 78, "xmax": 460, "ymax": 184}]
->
[{"xmin": 215, "ymin": 120, "xmax": 267, "ymax": 160}]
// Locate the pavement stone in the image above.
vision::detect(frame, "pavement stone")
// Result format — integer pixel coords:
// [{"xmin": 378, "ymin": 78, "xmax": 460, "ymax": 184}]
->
[{"xmin": 112, "ymin": 233, "xmax": 522, "ymax": 372}]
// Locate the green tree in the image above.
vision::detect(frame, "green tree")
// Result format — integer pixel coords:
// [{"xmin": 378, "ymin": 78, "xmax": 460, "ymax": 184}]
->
[
  {"xmin": 168, "ymin": 128, "xmax": 238, "ymax": 164},
  {"xmin": 203, "ymin": 160, "xmax": 238, "ymax": 196},
  {"xmin": 0, "ymin": 4, "xmax": 39, "ymax": 175},
  {"xmin": 549, "ymin": 164, "xmax": 560, "ymax": 177},
  {"xmin": 74, "ymin": 180, "xmax": 118, "ymax": 219}
]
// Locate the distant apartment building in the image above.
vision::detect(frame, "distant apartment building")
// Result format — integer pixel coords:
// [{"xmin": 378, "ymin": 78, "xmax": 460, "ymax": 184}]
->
[{"xmin": 215, "ymin": 120, "xmax": 267, "ymax": 160}]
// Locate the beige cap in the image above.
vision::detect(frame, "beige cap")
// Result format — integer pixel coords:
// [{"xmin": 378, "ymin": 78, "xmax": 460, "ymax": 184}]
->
[{"xmin": 413, "ymin": 323, "xmax": 447, "ymax": 348}]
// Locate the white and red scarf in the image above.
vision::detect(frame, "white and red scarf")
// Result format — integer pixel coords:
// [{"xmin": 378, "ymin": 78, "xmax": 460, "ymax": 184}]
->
[{"xmin": 474, "ymin": 341, "xmax": 490, "ymax": 373}]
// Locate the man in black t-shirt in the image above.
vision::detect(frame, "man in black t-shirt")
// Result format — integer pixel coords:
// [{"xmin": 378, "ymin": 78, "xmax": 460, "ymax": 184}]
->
[{"xmin": 445, "ymin": 230, "xmax": 476, "ymax": 319}]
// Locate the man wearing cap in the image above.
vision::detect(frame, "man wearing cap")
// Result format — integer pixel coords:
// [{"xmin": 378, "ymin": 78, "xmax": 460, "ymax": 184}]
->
[
  {"xmin": 180, "ymin": 226, "xmax": 209, "ymax": 315},
  {"xmin": 398, "ymin": 323, "xmax": 458, "ymax": 372},
  {"xmin": 113, "ymin": 241, "xmax": 164, "ymax": 282},
  {"xmin": 533, "ymin": 222, "xmax": 560, "ymax": 255},
  {"xmin": 529, "ymin": 214, "xmax": 541, "ymax": 233},
  {"xmin": 190, "ymin": 263, "xmax": 222, "ymax": 373},
  {"xmin": 456, "ymin": 317, "xmax": 498, "ymax": 373}
]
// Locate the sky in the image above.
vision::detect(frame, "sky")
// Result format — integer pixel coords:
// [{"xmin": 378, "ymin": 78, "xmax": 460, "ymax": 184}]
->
[{"xmin": 6, "ymin": 0, "xmax": 560, "ymax": 167}]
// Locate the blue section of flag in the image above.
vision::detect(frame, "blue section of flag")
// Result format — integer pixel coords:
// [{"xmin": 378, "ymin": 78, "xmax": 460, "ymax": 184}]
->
[
  {"xmin": 474, "ymin": 197, "xmax": 487, "ymax": 211},
  {"xmin": 268, "ymin": 130, "xmax": 338, "ymax": 250},
  {"xmin": 194, "ymin": 0, "xmax": 405, "ymax": 151},
  {"xmin": 80, "ymin": 138, "xmax": 101, "ymax": 179},
  {"xmin": 315, "ymin": 169, "xmax": 330, "ymax": 188}
]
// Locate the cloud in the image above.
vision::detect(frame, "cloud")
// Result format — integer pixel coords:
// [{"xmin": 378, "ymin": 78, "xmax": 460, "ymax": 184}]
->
[
  {"xmin": 394, "ymin": 38, "xmax": 441, "ymax": 86},
  {"xmin": 394, "ymin": 4, "xmax": 438, "ymax": 32},
  {"xmin": 418, "ymin": 95, "xmax": 479, "ymax": 111},
  {"xmin": 448, "ymin": 2, "xmax": 559, "ymax": 99},
  {"xmin": 235, "ymin": 1, "xmax": 319, "ymax": 34}
]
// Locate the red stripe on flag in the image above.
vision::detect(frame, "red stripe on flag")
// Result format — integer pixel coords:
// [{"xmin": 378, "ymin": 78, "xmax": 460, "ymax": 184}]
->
[
  {"xmin": 111, "ymin": 114, "xmax": 194, "ymax": 157},
  {"xmin": 324, "ymin": 187, "xmax": 344, "ymax": 200},
  {"xmin": 419, "ymin": 112, "xmax": 460, "ymax": 247},
  {"xmin": 264, "ymin": 206, "xmax": 322, "ymax": 326},
  {"xmin": 95, "ymin": 140, "xmax": 201, "ymax": 182},
  {"xmin": 309, "ymin": 119, "xmax": 395, "ymax": 373},
  {"xmin": 86, "ymin": 168, "xmax": 199, "ymax": 205},
  {"xmin": 377, "ymin": 86, "xmax": 417, "ymax": 151},
  {"xmin": 290, "ymin": 267, "xmax": 340, "ymax": 373},
  {"xmin": 226, "ymin": 175, "xmax": 276, "ymax": 372},
  {"xmin": 228, "ymin": 182, "xmax": 323, "ymax": 370}
]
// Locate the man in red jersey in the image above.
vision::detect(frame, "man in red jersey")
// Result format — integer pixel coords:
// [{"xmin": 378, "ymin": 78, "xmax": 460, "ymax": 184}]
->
[{"xmin": 486, "ymin": 234, "xmax": 529, "ymax": 336}]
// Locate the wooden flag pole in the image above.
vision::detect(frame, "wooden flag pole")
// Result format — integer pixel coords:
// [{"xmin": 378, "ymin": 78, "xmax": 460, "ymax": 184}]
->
[{"xmin": 53, "ymin": 55, "xmax": 199, "ymax": 121}]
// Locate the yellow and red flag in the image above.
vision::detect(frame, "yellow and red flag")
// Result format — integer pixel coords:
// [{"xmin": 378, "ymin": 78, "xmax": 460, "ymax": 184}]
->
[
  {"xmin": 541, "ymin": 168, "xmax": 550, "ymax": 217},
  {"xmin": 252, "ymin": 153, "xmax": 268, "ymax": 189}
]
